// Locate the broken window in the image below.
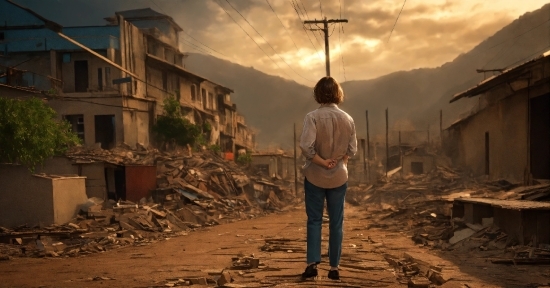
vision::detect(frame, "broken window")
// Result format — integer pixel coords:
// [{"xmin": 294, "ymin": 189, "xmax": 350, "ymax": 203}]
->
[
  {"xmin": 64, "ymin": 114, "xmax": 85, "ymax": 142},
  {"xmin": 162, "ymin": 71, "xmax": 168, "ymax": 91},
  {"xmin": 105, "ymin": 67, "xmax": 111, "ymax": 88},
  {"xmin": 94, "ymin": 115, "xmax": 115, "ymax": 149},
  {"xmin": 201, "ymin": 88, "xmax": 207, "ymax": 109},
  {"xmin": 191, "ymin": 85, "xmax": 196, "ymax": 101},
  {"xmin": 208, "ymin": 92, "xmax": 214, "ymax": 110},
  {"xmin": 411, "ymin": 162, "xmax": 424, "ymax": 175},
  {"xmin": 62, "ymin": 53, "xmax": 71, "ymax": 63},
  {"xmin": 74, "ymin": 60, "xmax": 89, "ymax": 92},
  {"xmin": 97, "ymin": 68, "xmax": 103, "ymax": 91}
]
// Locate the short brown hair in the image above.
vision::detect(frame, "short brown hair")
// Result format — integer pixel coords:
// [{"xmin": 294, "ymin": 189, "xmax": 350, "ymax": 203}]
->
[{"xmin": 313, "ymin": 76, "xmax": 344, "ymax": 104}]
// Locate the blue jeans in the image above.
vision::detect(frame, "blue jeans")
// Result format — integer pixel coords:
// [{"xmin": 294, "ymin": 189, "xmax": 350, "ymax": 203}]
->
[{"xmin": 305, "ymin": 178, "xmax": 347, "ymax": 267}]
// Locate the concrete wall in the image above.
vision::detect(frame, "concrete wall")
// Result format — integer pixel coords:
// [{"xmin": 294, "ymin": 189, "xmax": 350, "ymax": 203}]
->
[
  {"xmin": 52, "ymin": 176, "xmax": 88, "ymax": 224},
  {"xmin": 80, "ymin": 162, "xmax": 107, "ymax": 199},
  {"xmin": 251, "ymin": 155, "xmax": 294, "ymax": 180},
  {"xmin": 0, "ymin": 164, "xmax": 86, "ymax": 227},
  {"xmin": 451, "ymin": 91, "xmax": 528, "ymax": 182},
  {"xmin": 403, "ymin": 155, "xmax": 435, "ymax": 175},
  {"xmin": 48, "ymin": 97, "xmax": 124, "ymax": 147},
  {"xmin": 0, "ymin": 165, "xmax": 54, "ymax": 227}
]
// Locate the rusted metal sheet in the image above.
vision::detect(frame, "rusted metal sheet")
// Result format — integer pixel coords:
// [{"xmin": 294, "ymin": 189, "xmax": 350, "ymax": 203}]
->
[{"xmin": 125, "ymin": 165, "xmax": 157, "ymax": 202}]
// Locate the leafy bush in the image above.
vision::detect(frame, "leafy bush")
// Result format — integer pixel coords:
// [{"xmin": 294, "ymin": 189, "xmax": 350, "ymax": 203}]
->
[
  {"xmin": 236, "ymin": 151, "xmax": 252, "ymax": 166},
  {"xmin": 153, "ymin": 96, "xmax": 202, "ymax": 147},
  {"xmin": 208, "ymin": 144, "xmax": 221, "ymax": 153},
  {"xmin": 0, "ymin": 97, "xmax": 81, "ymax": 170}
]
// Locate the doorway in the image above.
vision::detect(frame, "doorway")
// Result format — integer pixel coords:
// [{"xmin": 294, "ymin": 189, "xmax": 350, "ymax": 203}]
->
[
  {"xmin": 74, "ymin": 60, "xmax": 88, "ymax": 92},
  {"xmin": 530, "ymin": 93, "xmax": 550, "ymax": 179},
  {"xmin": 94, "ymin": 115, "xmax": 115, "ymax": 149}
]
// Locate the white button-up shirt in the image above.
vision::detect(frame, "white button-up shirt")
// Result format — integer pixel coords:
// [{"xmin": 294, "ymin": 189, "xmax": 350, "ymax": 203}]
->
[{"xmin": 300, "ymin": 103, "xmax": 357, "ymax": 188}]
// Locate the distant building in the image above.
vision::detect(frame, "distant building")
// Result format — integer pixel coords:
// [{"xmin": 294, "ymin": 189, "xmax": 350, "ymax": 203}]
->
[
  {"xmin": 444, "ymin": 50, "xmax": 550, "ymax": 182},
  {"xmin": 0, "ymin": 1, "xmax": 255, "ymax": 153},
  {"xmin": 251, "ymin": 151, "xmax": 294, "ymax": 180},
  {"xmin": 402, "ymin": 147, "xmax": 435, "ymax": 175}
]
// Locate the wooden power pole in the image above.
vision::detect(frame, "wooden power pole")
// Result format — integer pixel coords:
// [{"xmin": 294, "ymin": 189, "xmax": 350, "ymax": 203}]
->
[
  {"xmin": 294, "ymin": 123, "xmax": 298, "ymax": 196},
  {"xmin": 385, "ymin": 108, "xmax": 389, "ymax": 176},
  {"xmin": 304, "ymin": 17, "xmax": 348, "ymax": 76}
]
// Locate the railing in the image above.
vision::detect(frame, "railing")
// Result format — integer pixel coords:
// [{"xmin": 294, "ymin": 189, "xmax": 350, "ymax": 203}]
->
[{"xmin": 0, "ymin": 65, "xmax": 61, "ymax": 92}]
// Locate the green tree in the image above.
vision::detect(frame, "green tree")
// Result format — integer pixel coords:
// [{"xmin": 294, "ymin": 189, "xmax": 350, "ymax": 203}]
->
[
  {"xmin": 153, "ymin": 96, "xmax": 202, "ymax": 148},
  {"xmin": 0, "ymin": 97, "xmax": 81, "ymax": 170}
]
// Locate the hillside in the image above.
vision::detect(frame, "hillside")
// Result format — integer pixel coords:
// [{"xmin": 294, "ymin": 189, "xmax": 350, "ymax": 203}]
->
[{"xmin": 186, "ymin": 3, "xmax": 550, "ymax": 149}]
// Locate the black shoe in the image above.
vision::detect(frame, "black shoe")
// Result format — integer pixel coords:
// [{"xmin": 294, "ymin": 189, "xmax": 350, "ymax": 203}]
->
[
  {"xmin": 301, "ymin": 264, "xmax": 318, "ymax": 279},
  {"xmin": 327, "ymin": 270, "xmax": 340, "ymax": 280}
]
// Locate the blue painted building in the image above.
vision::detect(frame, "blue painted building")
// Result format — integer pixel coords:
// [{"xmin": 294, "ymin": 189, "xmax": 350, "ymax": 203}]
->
[{"xmin": 0, "ymin": 0, "xmax": 254, "ymax": 154}]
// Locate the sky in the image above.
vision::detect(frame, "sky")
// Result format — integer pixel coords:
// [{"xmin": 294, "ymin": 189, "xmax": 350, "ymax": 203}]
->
[{"xmin": 15, "ymin": 0, "xmax": 550, "ymax": 86}]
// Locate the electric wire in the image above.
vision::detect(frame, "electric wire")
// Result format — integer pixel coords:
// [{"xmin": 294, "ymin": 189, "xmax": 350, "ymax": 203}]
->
[
  {"xmin": 296, "ymin": 0, "xmax": 325, "ymax": 51},
  {"xmin": 265, "ymin": 0, "xmax": 300, "ymax": 52},
  {"xmin": 482, "ymin": 18, "xmax": 550, "ymax": 51},
  {"xmin": 387, "ymin": 0, "xmax": 407, "ymax": 43},
  {"xmin": 338, "ymin": 0, "xmax": 347, "ymax": 81},
  {"xmin": 290, "ymin": 0, "xmax": 324, "ymax": 60},
  {"xmin": 180, "ymin": 39, "xmax": 214, "ymax": 55},
  {"xmin": 503, "ymin": 45, "xmax": 550, "ymax": 69},
  {"xmin": 482, "ymin": 17, "xmax": 550, "ymax": 68},
  {"xmin": 150, "ymin": 0, "xmax": 228, "ymax": 58},
  {"xmin": 214, "ymin": 0, "xmax": 295, "ymax": 81},
  {"xmin": 223, "ymin": 0, "xmax": 314, "ymax": 82}
]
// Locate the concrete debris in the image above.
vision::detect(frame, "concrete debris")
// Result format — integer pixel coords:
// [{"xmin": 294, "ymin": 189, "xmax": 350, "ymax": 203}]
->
[
  {"xmin": 448, "ymin": 228, "xmax": 476, "ymax": 244},
  {"xmin": 350, "ymin": 160, "xmax": 550, "ymax": 268},
  {"xmin": 231, "ymin": 255, "xmax": 261, "ymax": 270},
  {"xmin": 0, "ymin": 148, "xmax": 296, "ymax": 259}
]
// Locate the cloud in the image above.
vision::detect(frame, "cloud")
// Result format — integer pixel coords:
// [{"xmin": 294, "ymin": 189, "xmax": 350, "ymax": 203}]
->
[{"xmin": 12, "ymin": 0, "xmax": 549, "ymax": 85}]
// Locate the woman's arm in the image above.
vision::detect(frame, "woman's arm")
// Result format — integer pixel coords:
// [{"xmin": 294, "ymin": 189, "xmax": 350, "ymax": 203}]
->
[{"xmin": 312, "ymin": 154, "xmax": 336, "ymax": 169}]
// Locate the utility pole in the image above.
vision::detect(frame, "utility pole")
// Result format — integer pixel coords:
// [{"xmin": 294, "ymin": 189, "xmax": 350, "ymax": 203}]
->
[
  {"xmin": 440, "ymin": 109, "xmax": 443, "ymax": 149},
  {"xmin": 365, "ymin": 110, "xmax": 370, "ymax": 183},
  {"xmin": 294, "ymin": 123, "xmax": 298, "ymax": 196},
  {"xmin": 385, "ymin": 108, "xmax": 389, "ymax": 177},
  {"xmin": 304, "ymin": 17, "xmax": 348, "ymax": 76}
]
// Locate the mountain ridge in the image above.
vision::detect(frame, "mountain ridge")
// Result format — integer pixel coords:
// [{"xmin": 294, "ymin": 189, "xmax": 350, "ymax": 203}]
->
[{"xmin": 185, "ymin": 3, "xmax": 550, "ymax": 149}]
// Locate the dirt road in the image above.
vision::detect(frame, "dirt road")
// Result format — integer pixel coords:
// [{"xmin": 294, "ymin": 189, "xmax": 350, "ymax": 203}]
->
[{"xmin": 0, "ymin": 203, "xmax": 548, "ymax": 287}]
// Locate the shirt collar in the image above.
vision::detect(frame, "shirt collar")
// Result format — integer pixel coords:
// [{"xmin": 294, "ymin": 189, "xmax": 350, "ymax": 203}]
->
[{"xmin": 319, "ymin": 103, "xmax": 338, "ymax": 108}]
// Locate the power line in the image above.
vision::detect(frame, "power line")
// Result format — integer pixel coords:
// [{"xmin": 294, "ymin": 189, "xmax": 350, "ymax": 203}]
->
[
  {"xmin": 215, "ymin": 0, "xmax": 295, "ymax": 81},
  {"xmin": 290, "ymin": 0, "xmax": 324, "ymax": 60},
  {"xmin": 150, "ymin": 0, "xmax": 230, "ymax": 59},
  {"xmin": 480, "ymin": 17, "xmax": 550, "ymax": 68},
  {"xmin": 296, "ymin": 0, "xmax": 325, "ymax": 51},
  {"xmin": 265, "ymin": 0, "xmax": 300, "ymax": 51},
  {"xmin": 182, "ymin": 31, "xmax": 229, "ymax": 58},
  {"xmin": 223, "ymin": 0, "xmax": 314, "ymax": 82},
  {"xmin": 504, "ymin": 45, "xmax": 550, "ymax": 69},
  {"xmin": 387, "ymin": 0, "xmax": 407, "ymax": 43},
  {"xmin": 180, "ymin": 39, "xmax": 214, "ymax": 55},
  {"xmin": 339, "ymin": 0, "xmax": 346, "ymax": 81},
  {"xmin": 483, "ymin": 17, "xmax": 550, "ymax": 52}
]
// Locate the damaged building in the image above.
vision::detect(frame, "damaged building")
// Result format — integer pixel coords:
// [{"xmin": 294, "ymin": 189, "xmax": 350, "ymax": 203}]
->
[
  {"xmin": 0, "ymin": 1, "xmax": 255, "ymax": 154},
  {"xmin": 444, "ymin": 50, "xmax": 550, "ymax": 183}
]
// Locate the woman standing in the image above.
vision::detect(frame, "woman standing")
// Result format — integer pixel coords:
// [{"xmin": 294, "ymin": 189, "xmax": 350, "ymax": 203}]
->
[{"xmin": 299, "ymin": 76, "xmax": 357, "ymax": 280}]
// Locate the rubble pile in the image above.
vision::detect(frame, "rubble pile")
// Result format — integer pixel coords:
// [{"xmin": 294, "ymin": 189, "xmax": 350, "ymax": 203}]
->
[
  {"xmin": 0, "ymin": 146, "xmax": 297, "ymax": 260},
  {"xmin": 348, "ymin": 164, "xmax": 550, "ymax": 253},
  {"xmin": 66, "ymin": 144, "xmax": 159, "ymax": 165}
]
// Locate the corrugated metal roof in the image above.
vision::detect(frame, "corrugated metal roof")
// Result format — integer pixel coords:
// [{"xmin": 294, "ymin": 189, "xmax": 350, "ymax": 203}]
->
[
  {"xmin": 455, "ymin": 197, "xmax": 550, "ymax": 210},
  {"xmin": 449, "ymin": 49, "xmax": 550, "ymax": 103}
]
